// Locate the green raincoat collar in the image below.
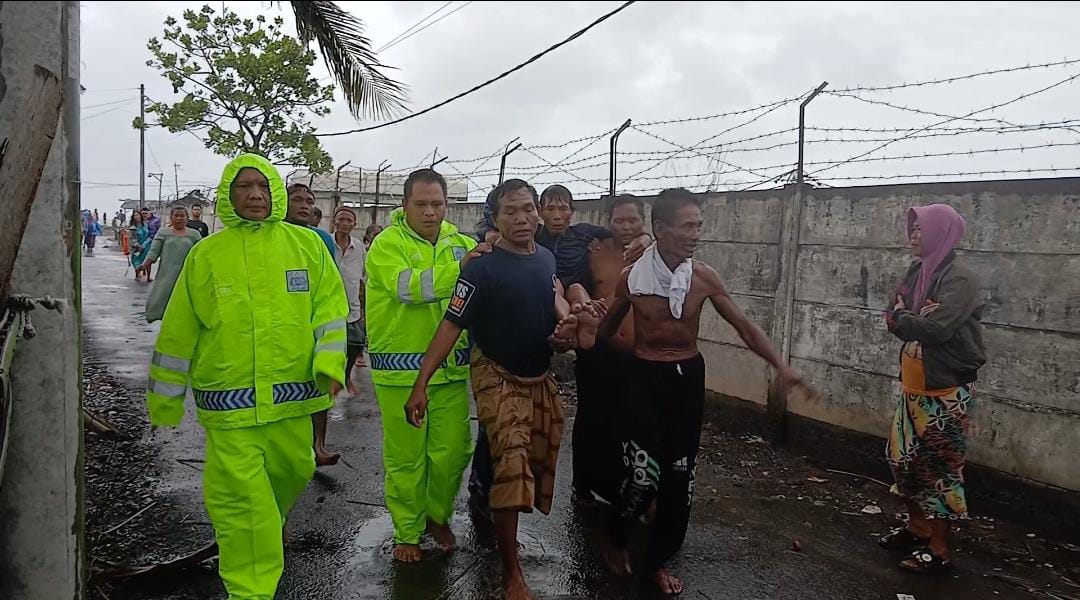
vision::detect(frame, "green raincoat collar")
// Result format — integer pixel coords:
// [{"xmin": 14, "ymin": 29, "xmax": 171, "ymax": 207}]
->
[
  {"xmin": 390, "ymin": 207, "xmax": 462, "ymax": 243},
  {"xmin": 215, "ymin": 154, "xmax": 287, "ymax": 228}
]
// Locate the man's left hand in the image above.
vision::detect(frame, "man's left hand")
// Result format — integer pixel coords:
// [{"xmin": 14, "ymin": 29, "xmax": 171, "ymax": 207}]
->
[
  {"xmin": 623, "ymin": 234, "xmax": 652, "ymax": 262},
  {"xmin": 462, "ymin": 243, "xmax": 493, "ymax": 268}
]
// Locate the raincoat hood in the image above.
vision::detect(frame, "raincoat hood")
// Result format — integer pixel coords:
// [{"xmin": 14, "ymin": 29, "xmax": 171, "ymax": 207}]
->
[
  {"xmin": 389, "ymin": 207, "xmax": 462, "ymax": 241},
  {"xmin": 215, "ymin": 154, "xmax": 287, "ymax": 228}
]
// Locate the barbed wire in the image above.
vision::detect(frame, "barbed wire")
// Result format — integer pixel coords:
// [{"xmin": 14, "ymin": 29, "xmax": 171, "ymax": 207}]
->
[
  {"xmin": 807, "ymin": 120, "xmax": 1080, "ymax": 135},
  {"xmin": 629, "ymin": 125, "xmax": 785, "ymax": 181},
  {"xmin": 809, "ymin": 70, "xmax": 1080, "ymax": 176},
  {"xmin": 833, "ymin": 58, "xmax": 1080, "ymax": 93},
  {"xmin": 634, "ymin": 95, "xmax": 808, "ymax": 127},
  {"xmin": 522, "ymin": 146, "xmax": 607, "ymax": 190},
  {"xmin": 617, "ymin": 93, "xmax": 806, "ymax": 184},
  {"xmin": 529, "ymin": 132, "xmax": 614, "ymax": 180},
  {"xmin": 825, "ymin": 91, "xmax": 1080, "ymax": 136},
  {"xmin": 815, "ymin": 167, "xmax": 1080, "ymax": 182}
]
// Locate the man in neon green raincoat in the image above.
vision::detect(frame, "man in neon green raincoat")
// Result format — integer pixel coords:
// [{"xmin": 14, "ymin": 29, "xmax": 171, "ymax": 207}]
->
[
  {"xmin": 365, "ymin": 168, "xmax": 480, "ymax": 562},
  {"xmin": 146, "ymin": 154, "xmax": 348, "ymax": 599}
]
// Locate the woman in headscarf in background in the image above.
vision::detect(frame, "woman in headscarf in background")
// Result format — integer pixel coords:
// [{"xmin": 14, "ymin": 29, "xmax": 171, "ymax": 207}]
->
[{"xmin": 880, "ymin": 204, "xmax": 986, "ymax": 574}]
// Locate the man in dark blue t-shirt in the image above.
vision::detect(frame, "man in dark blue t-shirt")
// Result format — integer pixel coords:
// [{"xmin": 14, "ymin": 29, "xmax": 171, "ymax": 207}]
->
[{"xmin": 407, "ymin": 179, "xmax": 577, "ymax": 600}]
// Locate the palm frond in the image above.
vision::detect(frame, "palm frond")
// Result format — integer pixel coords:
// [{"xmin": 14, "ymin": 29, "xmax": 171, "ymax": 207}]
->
[{"xmin": 291, "ymin": 0, "xmax": 409, "ymax": 121}]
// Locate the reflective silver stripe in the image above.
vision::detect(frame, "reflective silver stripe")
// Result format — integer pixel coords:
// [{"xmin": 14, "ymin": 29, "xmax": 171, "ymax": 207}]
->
[
  {"xmin": 152, "ymin": 351, "xmax": 190, "ymax": 373},
  {"xmin": 314, "ymin": 319, "xmax": 347, "ymax": 340},
  {"xmin": 420, "ymin": 268, "xmax": 436, "ymax": 302},
  {"xmin": 397, "ymin": 269, "xmax": 414, "ymax": 303},
  {"xmin": 316, "ymin": 340, "xmax": 348, "ymax": 353},
  {"xmin": 148, "ymin": 378, "xmax": 186, "ymax": 398}
]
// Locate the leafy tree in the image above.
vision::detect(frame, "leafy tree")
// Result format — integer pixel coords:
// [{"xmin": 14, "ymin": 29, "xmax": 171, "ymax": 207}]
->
[{"xmin": 141, "ymin": 6, "xmax": 338, "ymax": 172}]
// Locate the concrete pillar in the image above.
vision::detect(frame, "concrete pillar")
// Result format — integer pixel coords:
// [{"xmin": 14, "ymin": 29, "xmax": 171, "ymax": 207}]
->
[{"xmin": 0, "ymin": 2, "xmax": 84, "ymax": 598}]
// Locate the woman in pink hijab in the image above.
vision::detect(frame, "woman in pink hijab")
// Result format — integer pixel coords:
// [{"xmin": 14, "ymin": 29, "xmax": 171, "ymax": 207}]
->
[{"xmin": 881, "ymin": 204, "xmax": 986, "ymax": 574}]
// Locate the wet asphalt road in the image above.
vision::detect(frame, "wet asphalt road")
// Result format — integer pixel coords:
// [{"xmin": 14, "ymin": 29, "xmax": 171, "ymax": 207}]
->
[{"xmin": 83, "ymin": 245, "xmax": 1042, "ymax": 600}]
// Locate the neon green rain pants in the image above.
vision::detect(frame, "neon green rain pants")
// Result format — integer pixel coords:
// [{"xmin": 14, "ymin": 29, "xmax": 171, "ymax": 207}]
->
[
  {"xmin": 203, "ymin": 415, "xmax": 315, "ymax": 600},
  {"xmin": 375, "ymin": 382, "xmax": 472, "ymax": 544}
]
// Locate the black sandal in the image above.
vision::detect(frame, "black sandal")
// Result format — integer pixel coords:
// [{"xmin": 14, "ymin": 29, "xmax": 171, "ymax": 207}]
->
[
  {"xmin": 879, "ymin": 527, "xmax": 929, "ymax": 551},
  {"xmin": 899, "ymin": 547, "xmax": 955, "ymax": 574}
]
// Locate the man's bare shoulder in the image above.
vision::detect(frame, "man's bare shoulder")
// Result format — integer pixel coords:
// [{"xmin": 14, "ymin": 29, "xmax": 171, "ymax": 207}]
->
[{"xmin": 691, "ymin": 260, "xmax": 725, "ymax": 292}]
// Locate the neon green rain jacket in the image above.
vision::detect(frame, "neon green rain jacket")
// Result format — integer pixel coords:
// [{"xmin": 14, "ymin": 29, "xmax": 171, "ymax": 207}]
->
[
  {"xmin": 364, "ymin": 208, "xmax": 476, "ymax": 387},
  {"xmin": 146, "ymin": 154, "xmax": 348, "ymax": 430}
]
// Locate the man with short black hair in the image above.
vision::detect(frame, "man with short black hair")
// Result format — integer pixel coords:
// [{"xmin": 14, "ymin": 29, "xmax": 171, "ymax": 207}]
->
[
  {"xmin": 285, "ymin": 182, "xmax": 342, "ymax": 466},
  {"xmin": 286, "ymin": 183, "xmax": 336, "ymax": 257},
  {"xmin": 408, "ymin": 178, "xmax": 577, "ymax": 600},
  {"xmin": 310, "ymin": 206, "xmax": 324, "ymax": 228},
  {"xmin": 365, "ymin": 168, "xmax": 481, "ymax": 563},
  {"xmin": 187, "ymin": 202, "xmax": 210, "ymax": 238},
  {"xmin": 598, "ymin": 188, "xmax": 804, "ymax": 594}
]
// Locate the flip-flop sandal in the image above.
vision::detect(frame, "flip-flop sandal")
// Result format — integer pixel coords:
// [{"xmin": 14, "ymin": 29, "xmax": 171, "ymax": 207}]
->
[
  {"xmin": 879, "ymin": 527, "xmax": 930, "ymax": 551},
  {"xmin": 900, "ymin": 547, "xmax": 955, "ymax": 574}
]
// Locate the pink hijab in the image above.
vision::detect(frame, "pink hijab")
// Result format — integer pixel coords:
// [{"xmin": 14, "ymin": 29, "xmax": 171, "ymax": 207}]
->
[{"xmin": 908, "ymin": 204, "xmax": 966, "ymax": 308}]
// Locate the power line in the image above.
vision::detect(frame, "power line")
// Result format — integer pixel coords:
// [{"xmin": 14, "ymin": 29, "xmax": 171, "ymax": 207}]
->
[
  {"xmin": 316, "ymin": 1, "xmax": 638, "ymax": 137},
  {"xmin": 810, "ymin": 70, "xmax": 1080, "ymax": 176},
  {"xmin": 81, "ymin": 101, "xmax": 135, "ymax": 121},
  {"xmin": 83, "ymin": 97, "xmax": 138, "ymax": 110},
  {"xmin": 376, "ymin": 1, "xmax": 454, "ymax": 52},
  {"xmin": 380, "ymin": 2, "xmax": 474, "ymax": 54},
  {"xmin": 833, "ymin": 58, "xmax": 1080, "ymax": 93}
]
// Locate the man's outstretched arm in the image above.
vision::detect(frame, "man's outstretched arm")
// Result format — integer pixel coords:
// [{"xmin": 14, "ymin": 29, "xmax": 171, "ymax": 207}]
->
[{"xmin": 702, "ymin": 265, "xmax": 800, "ymax": 385}]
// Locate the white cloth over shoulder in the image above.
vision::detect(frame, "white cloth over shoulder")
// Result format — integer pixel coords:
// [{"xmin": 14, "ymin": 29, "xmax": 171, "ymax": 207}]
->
[{"xmin": 627, "ymin": 244, "xmax": 694, "ymax": 319}]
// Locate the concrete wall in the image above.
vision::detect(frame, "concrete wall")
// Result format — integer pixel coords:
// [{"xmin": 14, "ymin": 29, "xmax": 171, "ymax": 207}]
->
[
  {"xmin": 386, "ymin": 181, "xmax": 1080, "ymax": 493},
  {"xmin": 0, "ymin": 2, "xmax": 84, "ymax": 598},
  {"xmin": 788, "ymin": 179, "xmax": 1080, "ymax": 493}
]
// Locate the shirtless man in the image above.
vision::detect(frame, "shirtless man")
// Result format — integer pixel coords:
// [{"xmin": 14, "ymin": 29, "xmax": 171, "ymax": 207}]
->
[
  {"xmin": 598, "ymin": 188, "xmax": 803, "ymax": 595},
  {"xmin": 571, "ymin": 195, "xmax": 646, "ymax": 506}
]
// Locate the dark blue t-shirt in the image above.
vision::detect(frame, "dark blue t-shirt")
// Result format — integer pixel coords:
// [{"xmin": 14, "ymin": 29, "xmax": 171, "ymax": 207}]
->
[{"xmin": 445, "ymin": 245, "xmax": 557, "ymax": 377}]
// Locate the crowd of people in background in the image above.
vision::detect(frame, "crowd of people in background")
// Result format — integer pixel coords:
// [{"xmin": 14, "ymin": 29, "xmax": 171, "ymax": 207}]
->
[{"xmin": 130, "ymin": 153, "xmax": 983, "ymax": 599}]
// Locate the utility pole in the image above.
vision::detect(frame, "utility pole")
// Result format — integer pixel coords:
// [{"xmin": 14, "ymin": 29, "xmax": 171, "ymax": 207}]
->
[
  {"xmin": 372, "ymin": 160, "xmax": 391, "ymax": 221},
  {"xmin": 139, "ymin": 84, "xmax": 146, "ymax": 209},
  {"xmin": 173, "ymin": 163, "xmax": 181, "ymax": 200},
  {"xmin": 148, "ymin": 173, "xmax": 164, "ymax": 212}
]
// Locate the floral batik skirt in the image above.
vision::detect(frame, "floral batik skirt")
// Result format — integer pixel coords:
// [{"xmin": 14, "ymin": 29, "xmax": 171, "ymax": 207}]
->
[{"xmin": 886, "ymin": 385, "xmax": 973, "ymax": 520}]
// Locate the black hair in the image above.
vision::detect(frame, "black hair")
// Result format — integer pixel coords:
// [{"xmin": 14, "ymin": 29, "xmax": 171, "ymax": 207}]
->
[
  {"xmin": 539, "ymin": 184, "xmax": 573, "ymax": 210},
  {"xmin": 651, "ymin": 187, "xmax": 700, "ymax": 228},
  {"xmin": 488, "ymin": 179, "xmax": 539, "ymax": 213},
  {"xmin": 312, "ymin": 206, "xmax": 323, "ymax": 218},
  {"xmin": 608, "ymin": 193, "xmax": 644, "ymax": 219},
  {"xmin": 404, "ymin": 168, "xmax": 448, "ymax": 201}
]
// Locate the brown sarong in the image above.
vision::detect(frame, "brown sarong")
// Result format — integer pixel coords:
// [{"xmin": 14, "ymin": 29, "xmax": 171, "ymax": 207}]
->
[{"xmin": 471, "ymin": 348, "xmax": 563, "ymax": 514}]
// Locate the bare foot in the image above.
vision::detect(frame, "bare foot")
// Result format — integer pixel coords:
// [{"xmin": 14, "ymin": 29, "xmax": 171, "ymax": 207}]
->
[
  {"xmin": 571, "ymin": 302, "xmax": 600, "ymax": 350},
  {"xmin": 649, "ymin": 568, "xmax": 684, "ymax": 595},
  {"xmin": 315, "ymin": 446, "xmax": 341, "ymax": 467},
  {"xmin": 393, "ymin": 543, "xmax": 423, "ymax": 563},
  {"xmin": 503, "ymin": 572, "xmax": 533, "ymax": 600},
  {"xmin": 554, "ymin": 314, "xmax": 578, "ymax": 345},
  {"xmin": 426, "ymin": 519, "xmax": 457, "ymax": 550}
]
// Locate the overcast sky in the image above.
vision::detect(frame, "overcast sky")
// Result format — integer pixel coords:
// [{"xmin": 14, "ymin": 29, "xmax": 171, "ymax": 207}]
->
[{"xmin": 80, "ymin": 1, "xmax": 1080, "ymax": 214}]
